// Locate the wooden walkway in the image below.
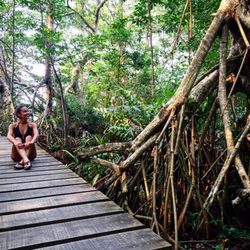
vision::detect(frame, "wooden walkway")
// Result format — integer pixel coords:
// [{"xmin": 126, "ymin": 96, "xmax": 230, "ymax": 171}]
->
[{"xmin": 0, "ymin": 136, "xmax": 171, "ymax": 250}]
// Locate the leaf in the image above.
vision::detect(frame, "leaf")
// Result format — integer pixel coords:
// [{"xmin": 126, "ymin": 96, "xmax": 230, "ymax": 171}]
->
[
  {"xmin": 92, "ymin": 173, "xmax": 100, "ymax": 186},
  {"xmin": 62, "ymin": 149, "xmax": 79, "ymax": 164}
]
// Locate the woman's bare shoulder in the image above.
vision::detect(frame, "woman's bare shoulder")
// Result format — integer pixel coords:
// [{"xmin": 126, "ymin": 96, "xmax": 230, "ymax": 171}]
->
[
  {"xmin": 28, "ymin": 122, "xmax": 38, "ymax": 128},
  {"xmin": 8, "ymin": 123, "xmax": 18, "ymax": 129}
]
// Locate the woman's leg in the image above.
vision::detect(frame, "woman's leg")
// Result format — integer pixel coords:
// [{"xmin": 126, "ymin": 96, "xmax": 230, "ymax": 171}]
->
[
  {"xmin": 25, "ymin": 135, "xmax": 37, "ymax": 161},
  {"xmin": 11, "ymin": 145, "xmax": 22, "ymax": 162},
  {"xmin": 11, "ymin": 138, "xmax": 29, "ymax": 164}
]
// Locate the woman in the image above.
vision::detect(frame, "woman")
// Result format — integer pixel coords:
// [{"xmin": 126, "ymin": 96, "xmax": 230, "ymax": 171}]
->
[{"xmin": 7, "ymin": 104, "xmax": 39, "ymax": 169}]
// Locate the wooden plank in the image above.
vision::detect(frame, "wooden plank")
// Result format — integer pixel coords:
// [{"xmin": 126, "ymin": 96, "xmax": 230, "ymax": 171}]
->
[
  {"xmin": 0, "ymin": 152, "xmax": 49, "ymax": 156},
  {"xmin": 0, "ymin": 136, "xmax": 171, "ymax": 250},
  {"xmin": 0, "ymin": 201, "xmax": 123, "ymax": 231},
  {"xmin": 0, "ymin": 141, "xmax": 46, "ymax": 151},
  {"xmin": 0, "ymin": 168, "xmax": 72, "ymax": 178},
  {"xmin": 0, "ymin": 172, "xmax": 79, "ymax": 185},
  {"xmin": 0, "ymin": 162, "xmax": 65, "ymax": 169},
  {"xmin": 0, "ymin": 191, "xmax": 108, "ymax": 215},
  {"xmin": 0, "ymin": 165, "xmax": 67, "ymax": 173},
  {"xmin": 0, "ymin": 213, "xmax": 144, "ymax": 250},
  {"xmin": 0, "ymin": 158, "xmax": 62, "ymax": 165},
  {"xmin": 38, "ymin": 228, "xmax": 171, "ymax": 250},
  {"xmin": 0, "ymin": 155, "xmax": 51, "ymax": 161},
  {"xmin": 0, "ymin": 184, "xmax": 95, "ymax": 202},
  {"xmin": 0, "ymin": 154, "xmax": 54, "ymax": 159},
  {"xmin": 0, "ymin": 168, "xmax": 73, "ymax": 178},
  {"xmin": 0, "ymin": 148, "xmax": 46, "ymax": 151},
  {"xmin": 0, "ymin": 157, "xmax": 52, "ymax": 161},
  {"xmin": 31, "ymin": 155, "xmax": 56, "ymax": 158},
  {"xmin": 0, "ymin": 178, "xmax": 86, "ymax": 193},
  {"xmin": 0, "ymin": 150, "xmax": 48, "ymax": 156},
  {"xmin": 0, "ymin": 144, "xmax": 46, "ymax": 149},
  {"xmin": 0, "ymin": 160, "xmax": 63, "ymax": 166},
  {"xmin": 0, "ymin": 161, "xmax": 63, "ymax": 169},
  {"xmin": 0, "ymin": 153, "xmax": 49, "ymax": 159}
]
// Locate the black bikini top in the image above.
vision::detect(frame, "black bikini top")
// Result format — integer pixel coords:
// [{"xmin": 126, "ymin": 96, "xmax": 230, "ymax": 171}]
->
[{"xmin": 13, "ymin": 123, "xmax": 33, "ymax": 143}]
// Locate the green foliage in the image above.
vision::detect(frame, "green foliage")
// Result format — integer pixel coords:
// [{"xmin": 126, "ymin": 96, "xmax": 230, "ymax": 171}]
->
[
  {"xmin": 107, "ymin": 17, "xmax": 132, "ymax": 44},
  {"xmin": 47, "ymin": 136, "xmax": 63, "ymax": 151},
  {"xmin": 63, "ymin": 149, "xmax": 80, "ymax": 169},
  {"xmin": 131, "ymin": 0, "xmax": 148, "ymax": 26},
  {"xmin": 66, "ymin": 94, "xmax": 106, "ymax": 135},
  {"xmin": 93, "ymin": 86, "xmax": 158, "ymax": 141},
  {"xmin": 80, "ymin": 161, "xmax": 107, "ymax": 184},
  {"xmin": 1, "ymin": 0, "xmax": 212, "ymax": 174},
  {"xmin": 187, "ymin": 211, "xmax": 199, "ymax": 231},
  {"xmin": 212, "ymin": 219, "xmax": 250, "ymax": 241},
  {"xmin": 220, "ymin": 225, "xmax": 250, "ymax": 240}
]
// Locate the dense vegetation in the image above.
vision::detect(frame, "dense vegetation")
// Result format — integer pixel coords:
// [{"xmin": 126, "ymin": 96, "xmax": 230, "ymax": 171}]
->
[{"xmin": 1, "ymin": 0, "xmax": 250, "ymax": 249}]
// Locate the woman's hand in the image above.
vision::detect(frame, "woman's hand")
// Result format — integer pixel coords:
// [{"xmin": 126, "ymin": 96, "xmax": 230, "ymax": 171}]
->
[
  {"xmin": 24, "ymin": 141, "xmax": 34, "ymax": 149},
  {"xmin": 14, "ymin": 140, "xmax": 24, "ymax": 149}
]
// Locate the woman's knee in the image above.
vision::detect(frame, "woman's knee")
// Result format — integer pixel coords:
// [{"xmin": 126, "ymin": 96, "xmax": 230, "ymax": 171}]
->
[
  {"xmin": 15, "ymin": 137, "xmax": 22, "ymax": 143},
  {"xmin": 13, "ymin": 138, "xmax": 23, "ymax": 149},
  {"xmin": 25, "ymin": 135, "xmax": 33, "ymax": 142}
]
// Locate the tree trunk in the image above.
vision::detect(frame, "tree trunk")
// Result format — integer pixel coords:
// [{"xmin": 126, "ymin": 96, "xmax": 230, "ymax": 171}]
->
[
  {"xmin": 147, "ymin": 0, "xmax": 155, "ymax": 97},
  {"xmin": 44, "ymin": 1, "xmax": 54, "ymax": 117}
]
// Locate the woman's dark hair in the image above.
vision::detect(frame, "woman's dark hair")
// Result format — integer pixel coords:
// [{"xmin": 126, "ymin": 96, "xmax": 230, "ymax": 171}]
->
[{"xmin": 15, "ymin": 104, "xmax": 27, "ymax": 118}]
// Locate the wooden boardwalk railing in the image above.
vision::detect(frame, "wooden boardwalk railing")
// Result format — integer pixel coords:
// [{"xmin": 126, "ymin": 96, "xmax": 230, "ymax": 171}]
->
[{"xmin": 0, "ymin": 136, "xmax": 171, "ymax": 250}]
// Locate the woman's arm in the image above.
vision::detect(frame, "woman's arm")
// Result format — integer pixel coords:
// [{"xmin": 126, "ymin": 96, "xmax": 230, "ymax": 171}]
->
[{"xmin": 7, "ymin": 124, "xmax": 20, "ymax": 146}]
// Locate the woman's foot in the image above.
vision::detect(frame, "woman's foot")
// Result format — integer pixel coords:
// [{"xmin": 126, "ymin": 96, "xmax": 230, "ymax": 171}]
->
[
  {"xmin": 14, "ymin": 160, "xmax": 24, "ymax": 169},
  {"xmin": 23, "ymin": 161, "xmax": 32, "ymax": 170}
]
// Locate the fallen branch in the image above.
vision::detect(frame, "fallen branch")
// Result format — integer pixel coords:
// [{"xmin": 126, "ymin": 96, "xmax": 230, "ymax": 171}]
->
[
  {"xmin": 90, "ymin": 157, "xmax": 120, "ymax": 174},
  {"xmin": 121, "ymin": 134, "xmax": 158, "ymax": 170},
  {"xmin": 77, "ymin": 142, "xmax": 131, "ymax": 158}
]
